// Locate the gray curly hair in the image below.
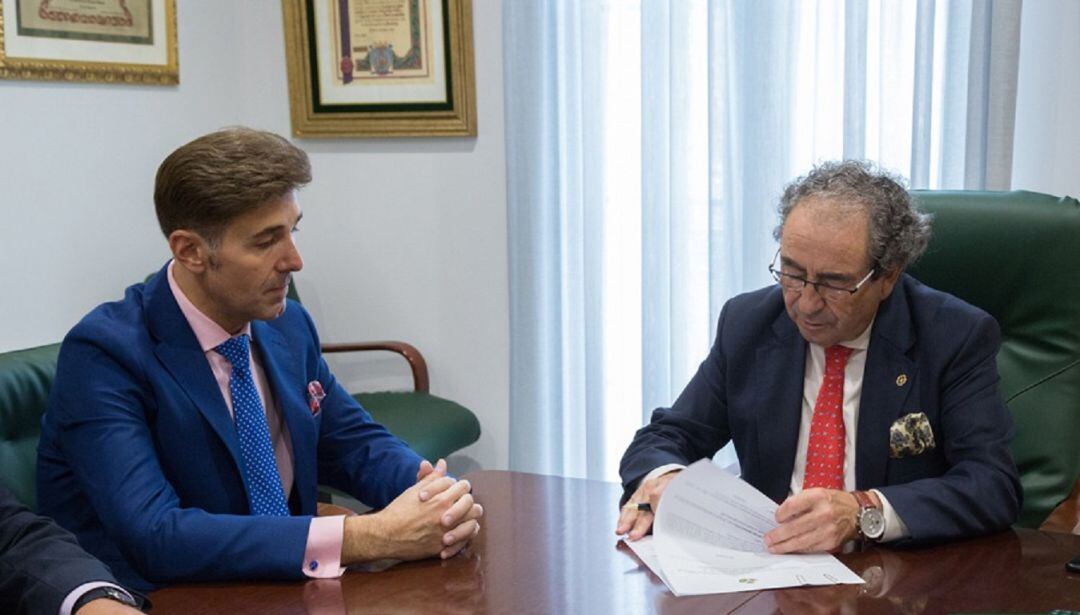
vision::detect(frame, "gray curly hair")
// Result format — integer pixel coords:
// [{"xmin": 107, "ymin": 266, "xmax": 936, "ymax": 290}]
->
[{"xmin": 772, "ymin": 160, "xmax": 932, "ymax": 275}]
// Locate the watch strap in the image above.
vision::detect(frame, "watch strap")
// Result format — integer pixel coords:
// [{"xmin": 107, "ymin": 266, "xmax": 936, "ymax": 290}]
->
[
  {"xmin": 72, "ymin": 586, "xmax": 139, "ymax": 613},
  {"xmin": 854, "ymin": 490, "xmax": 886, "ymax": 541},
  {"xmin": 853, "ymin": 490, "xmax": 876, "ymax": 511}
]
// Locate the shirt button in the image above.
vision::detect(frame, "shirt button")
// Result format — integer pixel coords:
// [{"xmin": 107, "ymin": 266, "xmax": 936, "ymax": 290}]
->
[{"xmin": 309, "ymin": 560, "xmax": 319, "ymax": 571}]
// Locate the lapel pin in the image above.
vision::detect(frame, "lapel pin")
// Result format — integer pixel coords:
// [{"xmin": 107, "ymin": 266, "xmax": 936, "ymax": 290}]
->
[{"xmin": 896, "ymin": 374, "xmax": 908, "ymax": 387}]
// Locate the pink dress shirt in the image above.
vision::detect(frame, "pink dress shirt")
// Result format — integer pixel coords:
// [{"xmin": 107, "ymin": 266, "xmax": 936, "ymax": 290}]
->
[{"xmin": 167, "ymin": 262, "xmax": 345, "ymax": 579}]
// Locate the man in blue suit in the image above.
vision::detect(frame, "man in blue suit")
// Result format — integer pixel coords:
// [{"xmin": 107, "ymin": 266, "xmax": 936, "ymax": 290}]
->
[
  {"xmin": 37, "ymin": 128, "xmax": 482, "ymax": 591},
  {"xmin": 617, "ymin": 161, "xmax": 1021, "ymax": 552}
]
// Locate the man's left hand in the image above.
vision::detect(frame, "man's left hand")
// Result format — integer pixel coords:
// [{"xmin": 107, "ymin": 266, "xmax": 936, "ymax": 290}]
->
[
  {"xmin": 763, "ymin": 488, "xmax": 860, "ymax": 553},
  {"xmin": 414, "ymin": 457, "xmax": 483, "ymax": 558}
]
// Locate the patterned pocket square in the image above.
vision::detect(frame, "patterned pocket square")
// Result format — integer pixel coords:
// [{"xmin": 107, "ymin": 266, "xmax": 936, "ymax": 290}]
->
[
  {"xmin": 307, "ymin": 380, "xmax": 326, "ymax": 415},
  {"xmin": 889, "ymin": 411, "xmax": 936, "ymax": 458}
]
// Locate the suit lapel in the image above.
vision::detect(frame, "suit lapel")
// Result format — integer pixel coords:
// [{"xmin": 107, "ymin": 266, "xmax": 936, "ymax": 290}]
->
[
  {"xmin": 144, "ymin": 264, "xmax": 245, "ymax": 473},
  {"xmin": 252, "ymin": 320, "xmax": 318, "ymax": 515},
  {"xmin": 856, "ymin": 276, "xmax": 917, "ymax": 490},
  {"xmin": 754, "ymin": 311, "xmax": 808, "ymax": 503}
]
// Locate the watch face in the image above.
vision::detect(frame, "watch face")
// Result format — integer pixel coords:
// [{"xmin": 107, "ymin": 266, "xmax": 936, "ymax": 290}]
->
[{"xmin": 860, "ymin": 508, "xmax": 886, "ymax": 539}]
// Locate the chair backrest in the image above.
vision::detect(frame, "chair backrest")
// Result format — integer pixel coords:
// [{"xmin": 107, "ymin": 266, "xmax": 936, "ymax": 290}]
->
[
  {"xmin": 0, "ymin": 343, "xmax": 61, "ymax": 509},
  {"xmin": 908, "ymin": 190, "xmax": 1080, "ymax": 528}
]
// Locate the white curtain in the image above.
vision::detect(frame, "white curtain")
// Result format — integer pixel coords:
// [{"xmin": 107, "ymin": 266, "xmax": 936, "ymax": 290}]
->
[{"xmin": 504, "ymin": 0, "xmax": 1022, "ymax": 481}]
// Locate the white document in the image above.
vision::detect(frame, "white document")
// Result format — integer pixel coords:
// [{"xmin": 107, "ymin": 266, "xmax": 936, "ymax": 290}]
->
[{"xmin": 625, "ymin": 459, "xmax": 864, "ymax": 596}]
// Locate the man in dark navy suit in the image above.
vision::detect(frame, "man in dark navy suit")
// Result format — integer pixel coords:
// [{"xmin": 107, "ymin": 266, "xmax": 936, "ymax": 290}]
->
[
  {"xmin": 617, "ymin": 161, "xmax": 1020, "ymax": 551},
  {"xmin": 0, "ymin": 484, "xmax": 142, "ymax": 614}
]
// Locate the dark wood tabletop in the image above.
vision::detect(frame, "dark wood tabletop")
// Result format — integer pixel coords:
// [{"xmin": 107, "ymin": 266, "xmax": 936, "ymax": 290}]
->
[{"xmin": 149, "ymin": 470, "xmax": 1080, "ymax": 614}]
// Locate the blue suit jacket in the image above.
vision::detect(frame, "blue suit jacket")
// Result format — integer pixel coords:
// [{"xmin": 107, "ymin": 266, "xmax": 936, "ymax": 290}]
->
[
  {"xmin": 620, "ymin": 274, "xmax": 1022, "ymax": 544},
  {"xmin": 37, "ymin": 264, "xmax": 424, "ymax": 590}
]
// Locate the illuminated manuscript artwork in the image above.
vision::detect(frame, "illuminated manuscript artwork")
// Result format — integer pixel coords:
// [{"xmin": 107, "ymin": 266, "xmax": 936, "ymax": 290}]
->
[
  {"xmin": 331, "ymin": 0, "xmax": 432, "ymax": 85},
  {"xmin": 0, "ymin": 0, "xmax": 178, "ymax": 84},
  {"xmin": 282, "ymin": 0, "xmax": 476, "ymax": 137}
]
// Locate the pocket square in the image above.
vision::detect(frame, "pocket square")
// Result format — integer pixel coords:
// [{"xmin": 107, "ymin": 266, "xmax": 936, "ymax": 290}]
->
[
  {"xmin": 307, "ymin": 380, "xmax": 326, "ymax": 415},
  {"xmin": 889, "ymin": 411, "xmax": 935, "ymax": 458}
]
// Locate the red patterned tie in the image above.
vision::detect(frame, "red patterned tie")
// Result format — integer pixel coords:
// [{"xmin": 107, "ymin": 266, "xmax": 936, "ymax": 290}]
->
[{"xmin": 803, "ymin": 345, "xmax": 854, "ymax": 490}]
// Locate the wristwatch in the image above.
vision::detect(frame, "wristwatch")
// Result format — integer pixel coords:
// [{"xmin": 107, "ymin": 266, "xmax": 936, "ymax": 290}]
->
[
  {"xmin": 854, "ymin": 490, "xmax": 886, "ymax": 542},
  {"xmin": 73, "ymin": 586, "xmax": 139, "ymax": 613}
]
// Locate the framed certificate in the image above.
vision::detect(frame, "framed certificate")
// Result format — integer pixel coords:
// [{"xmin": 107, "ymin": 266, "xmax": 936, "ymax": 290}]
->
[
  {"xmin": 282, "ymin": 0, "xmax": 477, "ymax": 138},
  {"xmin": 0, "ymin": 0, "xmax": 178, "ymax": 84}
]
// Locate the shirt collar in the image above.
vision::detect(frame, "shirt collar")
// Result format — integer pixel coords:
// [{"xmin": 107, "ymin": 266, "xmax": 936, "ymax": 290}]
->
[
  {"xmin": 846, "ymin": 316, "xmax": 874, "ymax": 351},
  {"xmin": 809, "ymin": 316, "xmax": 875, "ymax": 353},
  {"xmin": 167, "ymin": 260, "xmax": 252, "ymax": 353}
]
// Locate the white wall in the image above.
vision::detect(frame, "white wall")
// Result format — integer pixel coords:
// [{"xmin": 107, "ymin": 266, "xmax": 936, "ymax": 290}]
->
[
  {"xmin": 1012, "ymin": 0, "xmax": 1080, "ymax": 197},
  {"xmin": 0, "ymin": 1, "xmax": 509, "ymax": 472}
]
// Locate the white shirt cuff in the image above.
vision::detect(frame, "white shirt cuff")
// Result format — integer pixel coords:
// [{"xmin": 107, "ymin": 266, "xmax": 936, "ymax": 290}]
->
[
  {"xmin": 60, "ymin": 582, "xmax": 134, "ymax": 615},
  {"xmin": 871, "ymin": 488, "xmax": 910, "ymax": 542},
  {"xmin": 638, "ymin": 463, "xmax": 687, "ymax": 491}
]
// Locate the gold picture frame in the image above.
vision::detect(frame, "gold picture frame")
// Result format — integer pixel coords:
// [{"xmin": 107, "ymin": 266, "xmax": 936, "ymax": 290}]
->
[
  {"xmin": 0, "ymin": 0, "xmax": 178, "ymax": 85},
  {"xmin": 282, "ymin": 0, "xmax": 477, "ymax": 138}
]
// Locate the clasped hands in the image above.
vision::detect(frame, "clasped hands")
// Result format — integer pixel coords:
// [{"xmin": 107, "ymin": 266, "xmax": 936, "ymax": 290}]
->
[
  {"xmin": 342, "ymin": 459, "xmax": 484, "ymax": 565},
  {"xmin": 615, "ymin": 470, "xmax": 864, "ymax": 553}
]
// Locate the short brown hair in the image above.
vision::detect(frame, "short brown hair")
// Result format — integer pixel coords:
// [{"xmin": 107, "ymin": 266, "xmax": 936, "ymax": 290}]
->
[{"xmin": 154, "ymin": 127, "xmax": 312, "ymax": 243}]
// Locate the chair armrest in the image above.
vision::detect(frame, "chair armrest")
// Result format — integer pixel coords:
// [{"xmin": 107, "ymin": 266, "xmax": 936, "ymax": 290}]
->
[
  {"xmin": 1040, "ymin": 475, "xmax": 1080, "ymax": 535},
  {"xmin": 320, "ymin": 341, "xmax": 430, "ymax": 393}
]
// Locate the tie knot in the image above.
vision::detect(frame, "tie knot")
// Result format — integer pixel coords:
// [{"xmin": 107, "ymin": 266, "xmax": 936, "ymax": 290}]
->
[
  {"xmin": 825, "ymin": 345, "xmax": 854, "ymax": 366},
  {"xmin": 215, "ymin": 334, "xmax": 251, "ymax": 369}
]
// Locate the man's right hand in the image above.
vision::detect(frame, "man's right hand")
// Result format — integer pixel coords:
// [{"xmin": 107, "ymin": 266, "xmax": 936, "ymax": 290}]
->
[
  {"xmin": 342, "ymin": 470, "xmax": 483, "ymax": 564},
  {"xmin": 615, "ymin": 470, "xmax": 681, "ymax": 541}
]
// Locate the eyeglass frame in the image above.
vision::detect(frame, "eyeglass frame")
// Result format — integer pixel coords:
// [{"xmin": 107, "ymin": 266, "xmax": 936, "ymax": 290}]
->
[{"xmin": 767, "ymin": 249, "xmax": 877, "ymax": 301}]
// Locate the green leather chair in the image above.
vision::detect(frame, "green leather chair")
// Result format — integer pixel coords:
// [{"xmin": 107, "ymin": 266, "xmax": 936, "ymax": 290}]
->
[
  {"xmin": 908, "ymin": 190, "xmax": 1080, "ymax": 528},
  {"xmin": 283, "ymin": 284, "xmax": 481, "ymax": 463},
  {"xmin": 0, "ymin": 343, "xmax": 60, "ymax": 509}
]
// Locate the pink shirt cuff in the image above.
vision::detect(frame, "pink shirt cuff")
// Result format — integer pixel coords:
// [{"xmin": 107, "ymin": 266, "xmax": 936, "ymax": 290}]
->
[{"xmin": 302, "ymin": 516, "xmax": 346, "ymax": 578}]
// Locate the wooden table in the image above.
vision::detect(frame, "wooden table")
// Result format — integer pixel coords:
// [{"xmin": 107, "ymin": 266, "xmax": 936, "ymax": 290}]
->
[{"xmin": 150, "ymin": 470, "xmax": 1080, "ymax": 614}]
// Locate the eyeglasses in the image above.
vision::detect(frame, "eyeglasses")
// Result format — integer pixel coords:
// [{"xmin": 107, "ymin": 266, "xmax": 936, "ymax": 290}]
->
[{"xmin": 768, "ymin": 250, "xmax": 876, "ymax": 303}]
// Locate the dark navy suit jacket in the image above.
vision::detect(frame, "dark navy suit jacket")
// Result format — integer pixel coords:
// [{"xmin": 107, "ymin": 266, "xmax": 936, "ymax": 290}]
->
[
  {"xmin": 620, "ymin": 274, "xmax": 1021, "ymax": 544},
  {"xmin": 37, "ymin": 264, "xmax": 423, "ymax": 590},
  {"xmin": 0, "ymin": 484, "xmax": 122, "ymax": 615}
]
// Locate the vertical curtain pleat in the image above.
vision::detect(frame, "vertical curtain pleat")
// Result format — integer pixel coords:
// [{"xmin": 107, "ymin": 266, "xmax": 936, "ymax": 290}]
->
[
  {"xmin": 984, "ymin": 0, "xmax": 1023, "ymax": 190},
  {"xmin": 641, "ymin": 0, "xmax": 674, "ymax": 422},
  {"xmin": 910, "ymin": 0, "xmax": 937, "ymax": 188},
  {"xmin": 844, "ymin": 0, "xmax": 869, "ymax": 160},
  {"xmin": 505, "ymin": 1, "xmax": 571, "ymax": 475}
]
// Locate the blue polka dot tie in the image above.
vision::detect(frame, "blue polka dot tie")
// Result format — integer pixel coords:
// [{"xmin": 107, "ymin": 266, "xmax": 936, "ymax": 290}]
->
[{"xmin": 215, "ymin": 334, "xmax": 289, "ymax": 516}]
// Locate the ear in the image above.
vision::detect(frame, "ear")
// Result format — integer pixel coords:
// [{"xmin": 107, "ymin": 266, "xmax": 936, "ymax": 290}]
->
[
  {"xmin": 168, "ymin": 230, "xmax": 212, "ymax": 274},
  {"xmin": 877, "ymin": 268, "xmax": 902, "ymax": 299}
]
